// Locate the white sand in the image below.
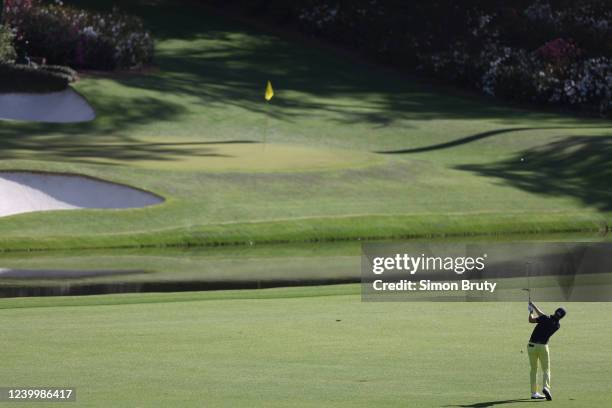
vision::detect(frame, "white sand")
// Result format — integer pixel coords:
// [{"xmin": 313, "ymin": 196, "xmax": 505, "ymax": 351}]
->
[
  {"xmin": 0, "ymin": 88, "xmax": 95, "ymax": 123},
  {"xmin": 0, "ymin": 172, "xmax": 163, "ymax": 218}
]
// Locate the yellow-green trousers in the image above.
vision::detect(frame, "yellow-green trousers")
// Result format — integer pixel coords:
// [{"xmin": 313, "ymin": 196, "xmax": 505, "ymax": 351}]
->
[{"xmin": 527, "ymin": 342, "xmax": 550, "ymax": 393}]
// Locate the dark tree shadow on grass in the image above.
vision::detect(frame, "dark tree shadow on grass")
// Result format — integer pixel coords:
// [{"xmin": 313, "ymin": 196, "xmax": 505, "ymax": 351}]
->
[
  {"xmin": 456, "ymin": 135, "xmax": 612, "ymax": 211},
  {"xmin": 1, "ymin": 93, "xmax": 187, "ymax": 139},
  {"xmin": 0, "ymin": 93, "xmax": 259, "ymax": 164},
  {"xmin": 0, "ymin": 137, "xmax": 242, "ymax": 165},
  {"xmin": 376, "ymin": 127, "xmax": 610, "ymax": 154}
]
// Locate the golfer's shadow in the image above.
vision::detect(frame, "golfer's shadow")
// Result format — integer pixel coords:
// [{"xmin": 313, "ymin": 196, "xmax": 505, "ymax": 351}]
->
[{"xmin": 443, "ymin": 399, "xmax": 534, "ymax": 408}]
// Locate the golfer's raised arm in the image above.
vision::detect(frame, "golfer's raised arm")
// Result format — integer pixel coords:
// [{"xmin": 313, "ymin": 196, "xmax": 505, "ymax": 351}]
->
[{"xmin": 530, "ymin": 302, "xmax": 545, "ymax": 317}]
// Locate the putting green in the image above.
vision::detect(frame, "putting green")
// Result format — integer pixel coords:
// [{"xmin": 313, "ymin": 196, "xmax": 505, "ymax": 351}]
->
[{"xmin": 88, "ymin": 142, "xmax": 383, "ymax": 172}]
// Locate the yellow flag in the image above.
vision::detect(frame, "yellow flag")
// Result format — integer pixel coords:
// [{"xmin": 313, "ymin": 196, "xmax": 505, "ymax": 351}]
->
[{"xmin": 264, "ymin": 80, "xmax": 274, "ymax": 101}]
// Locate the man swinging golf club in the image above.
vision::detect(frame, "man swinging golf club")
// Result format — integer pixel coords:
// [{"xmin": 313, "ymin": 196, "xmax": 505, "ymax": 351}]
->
[{"xmin": 527, "ymin": 301, "xmax": 567, "ymax": 401}]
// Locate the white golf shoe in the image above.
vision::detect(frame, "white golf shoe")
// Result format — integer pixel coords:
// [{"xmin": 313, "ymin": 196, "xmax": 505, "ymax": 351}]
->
[
  {"xmin": 542, "ymin": 387, "xmax": 552, "ymax": 401},
  {"xmin": 531, "ymin": 392, "xmax": 546, "ymax": 399}
]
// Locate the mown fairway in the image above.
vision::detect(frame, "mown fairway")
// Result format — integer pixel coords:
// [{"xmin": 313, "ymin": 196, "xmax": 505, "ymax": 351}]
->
[
  {"xmin": 1, "ymin": 287, "xmax": 611, "ymax": 407},
  {"xmin": 0, "ymin": 1, "xmax": 610, "ymax": 250}
]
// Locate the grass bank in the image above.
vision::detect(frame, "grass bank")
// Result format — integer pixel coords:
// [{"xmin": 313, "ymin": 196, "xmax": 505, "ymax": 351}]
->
[{"xmin": 0, "ymin": 212, "xmax": 609, "ymax": 252}]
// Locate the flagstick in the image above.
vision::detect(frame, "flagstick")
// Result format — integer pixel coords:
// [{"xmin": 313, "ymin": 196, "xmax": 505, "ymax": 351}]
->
[
  {"xmin": 262, "ymin": 80, "xmax": 274, "ymax": 151},
  {"xmin": 262, "ymin": 102, "xmax": 269, "ymax": 150}
]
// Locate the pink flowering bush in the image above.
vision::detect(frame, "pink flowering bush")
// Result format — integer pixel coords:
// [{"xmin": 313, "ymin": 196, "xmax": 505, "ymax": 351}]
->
[
  {"xmin": 536, "ymin": 38, "xmax": 581, "ymax": 64},
  {"xmin": 2, "ymin": 0, "xmax": 153, "ymax": 70}
]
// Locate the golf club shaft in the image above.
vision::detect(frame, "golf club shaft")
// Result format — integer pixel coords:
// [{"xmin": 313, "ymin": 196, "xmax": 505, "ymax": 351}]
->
[{"xmin": 526, "ymin": 262, "xmax": 531, "ymax": 303}]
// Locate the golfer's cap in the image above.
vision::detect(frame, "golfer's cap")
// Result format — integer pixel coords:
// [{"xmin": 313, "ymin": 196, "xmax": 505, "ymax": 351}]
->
[{"xmin": 555, "ymin": 307, "xmax": 567, "ymax": 319}]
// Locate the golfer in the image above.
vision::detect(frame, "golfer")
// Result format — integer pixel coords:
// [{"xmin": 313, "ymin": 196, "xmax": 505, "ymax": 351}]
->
[{"xmin": 527, "ymin": 301, "xmax": 566, "ymax": 401}]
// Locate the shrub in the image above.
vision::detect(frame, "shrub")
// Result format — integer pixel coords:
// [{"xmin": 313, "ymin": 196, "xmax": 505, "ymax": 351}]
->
[
  {"xmin": 3, "ymin": 0, "xmax": 154, "ymax": 70},
  {"xmin": 560, "ymin": 57, "xmax": 612, "ymax": 113},
  {"xmin": 0, "ymin": 24, "xmax": 16, "ymax": 63},
  {"xmin": 481, "ymin": 47, "xmax": 541, "ymax": 101},
  {"xmin": 0, "ymin": 63, "xmax": 74, "ymax": 93}
]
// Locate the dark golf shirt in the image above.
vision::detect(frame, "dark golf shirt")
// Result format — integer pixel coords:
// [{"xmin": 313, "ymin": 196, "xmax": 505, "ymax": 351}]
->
[{"xmin": 529, "ymin": 315, "xmax": 560, "ymax": 344}]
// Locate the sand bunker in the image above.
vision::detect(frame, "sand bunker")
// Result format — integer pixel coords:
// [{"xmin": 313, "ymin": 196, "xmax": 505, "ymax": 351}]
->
[
  {"xmin": 0, "ymin": 88, "xmax": 95, "ymax": 123},
  {"xmin": 0, "ymin": 172, "xmax": 163, "ymax": 217}
]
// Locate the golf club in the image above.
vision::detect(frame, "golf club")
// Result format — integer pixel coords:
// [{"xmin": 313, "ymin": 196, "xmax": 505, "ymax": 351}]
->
[
  {"xmin": 523, "ymin": 261, "xmax": 532, "ymax": 314},
  {"xmin": 522, "ymin": 288, "xmax": 531, "ymax": 303}
]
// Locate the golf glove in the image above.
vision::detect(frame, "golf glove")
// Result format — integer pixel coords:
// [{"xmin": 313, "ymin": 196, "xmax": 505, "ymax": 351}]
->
[{"xmin": 528, "ymin": 304, "xmax": 534, "ymax": 313}]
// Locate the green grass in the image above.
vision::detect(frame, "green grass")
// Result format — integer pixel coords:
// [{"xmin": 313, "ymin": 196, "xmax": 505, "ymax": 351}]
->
[
  {"xmin": 1, "ymin": 288, "xmax": 611, "ymax": 407},
  {"xmin": 0, "ymin": 0, "xmax": 610, "ymax": 250},
  {"xmin": 0, "ymin": 212, "xmax": 608, "ymax": 252}
]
